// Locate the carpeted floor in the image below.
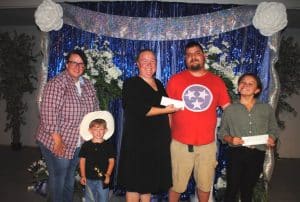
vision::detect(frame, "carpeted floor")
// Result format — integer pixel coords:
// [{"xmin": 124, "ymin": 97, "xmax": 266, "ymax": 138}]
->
[{"xmin": 0, "ymin": 145, "xmax": 299, "ymax": 202}]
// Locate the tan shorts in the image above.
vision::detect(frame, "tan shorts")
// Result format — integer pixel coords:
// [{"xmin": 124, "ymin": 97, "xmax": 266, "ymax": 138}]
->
[{"xmin": 170, "ymin": 139, "xmax": 217, "ymax": 193}]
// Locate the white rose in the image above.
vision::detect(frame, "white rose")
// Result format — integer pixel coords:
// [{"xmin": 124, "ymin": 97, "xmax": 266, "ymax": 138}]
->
[
  {"xmin": 107, "ymin": 67, "xmax": 118, "ymax": 79},
  {"xmin": 105, "ymin": 75, "xmax": 112, "ymax": 84},
  {"xmin": 95, "ymin": 60, "xmax": 105, "ymax": 68},
  {"xmin": 118, "ymin": 80, "xmax": 123, "ymax": 89},
  {"xmin": 219, "ymin": 54, "xmax": 227, "ymax": 63},
  {"xmin": 252, "ymin": 2, "xmax": 287, "ymax": 36},
  {"xmin": 215, "ymin": 177, "xmax": 226, "ymax": 189},
  {"xmin": 34, "ymin": 0, "xmax": 63, "ymax": 32},
  {"xmin": 222, "ymin": 41, "xmax": 230, "ymax": 48},
  {"xmin": 90, "ymin": 67, "xmax": 99, "ymax": 76},
  {"xmin": 208, "ymin": 46, "xmax": 222, "ymax": 54},
  {"xmin": 102, "ymin": 51, "xmax": 113, "ymax": 60},
  {"xmin": 113, "ymin": 66, "xmax": 122, "ymax": 77},
  {"xmin": 221, "ymin": 168, "xmax": 226, "ymax": 175},
  {"xmin": 211, "ymin": 62, "xmax": 221, "ymax": 70},
  {"xmin": 83, "ymin": 74, "xmax": 91, "ymax": 80},
  {"xmin": 103, "ymin": 40, "xmax": 110, "ymax": 46}
]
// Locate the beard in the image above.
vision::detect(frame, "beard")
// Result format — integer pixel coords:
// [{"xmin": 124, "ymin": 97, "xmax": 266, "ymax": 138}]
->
[
  {"xmin": 187, "ymin": 58, "xmax": 204, "ymax": 71},
  {"xmin": 190, "ymin": 63, "xmax": 201, "ymax": 71}
]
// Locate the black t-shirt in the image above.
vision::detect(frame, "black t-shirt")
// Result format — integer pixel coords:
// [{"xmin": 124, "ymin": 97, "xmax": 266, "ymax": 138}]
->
[{"xmin": 79, "ymin": 140, "xmax": 115, "ymax": 180}]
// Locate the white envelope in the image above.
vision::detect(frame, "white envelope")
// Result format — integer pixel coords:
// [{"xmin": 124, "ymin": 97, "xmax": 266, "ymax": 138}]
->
[
  {"xmin": 242, "ymin": 134, "xmax": 269, "ymax": 146},
  {"xmin": 160, "ymin": 96, "xmax": 184, "ymax": 109}
]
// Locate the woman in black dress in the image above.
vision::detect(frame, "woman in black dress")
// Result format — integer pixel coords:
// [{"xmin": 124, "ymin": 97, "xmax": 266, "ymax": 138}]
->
[{"xmin": 117, "ymin": 49, "xmax": 179, "ymax": 202}]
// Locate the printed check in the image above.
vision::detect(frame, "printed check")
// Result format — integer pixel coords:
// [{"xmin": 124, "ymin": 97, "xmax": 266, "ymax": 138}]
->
[
  {"xmin": 242, "ymin": 134, "xmax": 269, "ymax": 146},
  {"xmin": 160, "ymin": 96, "xmax": 185, "ymax": 109}
]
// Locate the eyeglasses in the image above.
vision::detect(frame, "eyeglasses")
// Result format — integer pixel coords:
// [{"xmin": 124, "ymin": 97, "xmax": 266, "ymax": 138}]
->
[{"xmin": 68, "ymin": 61, "xmax": 85, "ymax": 68}]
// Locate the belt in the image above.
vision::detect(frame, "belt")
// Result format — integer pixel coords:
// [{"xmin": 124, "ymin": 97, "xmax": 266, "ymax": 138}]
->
[{"xmin": 188, "ymin": 145, "xmax": 194, "ymax": 152}]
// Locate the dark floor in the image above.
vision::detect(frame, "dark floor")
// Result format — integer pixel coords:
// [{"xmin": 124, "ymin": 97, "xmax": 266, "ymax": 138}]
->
[{"xmin": 0, "ymin": 145, "xmax": 299, "ymax": 202}]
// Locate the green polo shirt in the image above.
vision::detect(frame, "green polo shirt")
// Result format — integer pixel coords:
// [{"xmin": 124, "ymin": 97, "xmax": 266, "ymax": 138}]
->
[{"xmin": 219, "ymin": 100, "xmax": 279, "ymax": 151}]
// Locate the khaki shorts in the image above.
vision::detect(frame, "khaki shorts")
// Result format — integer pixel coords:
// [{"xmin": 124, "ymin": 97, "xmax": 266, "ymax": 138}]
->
[{"xmin": 170, "ymin": 139, "xmax": 217, "ymax": 193}]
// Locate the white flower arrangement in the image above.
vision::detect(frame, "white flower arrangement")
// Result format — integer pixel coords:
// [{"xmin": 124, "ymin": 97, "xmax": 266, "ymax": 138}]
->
[
  {"xmin": 34, "ymin": 0, "xmax": 63, "ymax": 32},
  {"xmin": 213, "ymin": 167, "xmax": 227, "ymax": 201},
  {"xmin": 27, "ymin": 159, "xmax": 48, "ymax": 180},
  {"xmin": 252, "ymin": 2, "xmax": 288, "ymax": 36},
  {"xmin": 204, "ymin": 37, "xmax": 240, "ymax": 99},
  {"xmin": 27, "ymin": 158, "xmax": 82, "ymax": 196},
  {"xmin": 214, "ymin": 168, "xmax": 227, "ymax": 190},
  {"xmin": 76, "ymin": 40, "xmax": 123, "ymax": 109},
  {"xmin": 27, "ymin": 159, "xmax": 48, "ymax": 195}
]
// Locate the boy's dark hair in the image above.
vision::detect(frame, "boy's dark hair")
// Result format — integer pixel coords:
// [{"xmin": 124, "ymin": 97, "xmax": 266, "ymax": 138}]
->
[
  {"xmin": 184, "ymin": 41, "xmax": 204, "ymax": 54},
  {"xmin": 89, "ymin": 119, "xmax": 107, "ymax": 129},
  {"xmin": 66, "ymin": 49, "xmax": 88, "ymax": 66},
  {"xmin": 136, "ymin": 49, "xmax": 155, "ymax": 62},
  {"xmin": 238, "ymin": 73, "xmax": 263, "ymax": 98}
]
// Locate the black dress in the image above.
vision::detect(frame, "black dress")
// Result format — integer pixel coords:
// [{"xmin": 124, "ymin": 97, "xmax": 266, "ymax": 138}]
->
[{"xmin": 117, "ymin": 76, "xmax": 172, "ymax": 194}]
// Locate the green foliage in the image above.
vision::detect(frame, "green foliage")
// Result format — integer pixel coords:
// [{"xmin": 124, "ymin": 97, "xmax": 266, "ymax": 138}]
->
[
  {"xmin": 275, "ymin": 36, "xmax": 300, "ymax": 129},
  {"xmin": 208, "ymin": 67, "xmax": 239, "ymax": 101},
  {"xmin": 0, "ymin": 31, "xmax": 39, "ymax": 146},
  {"xmin": 93, "ymin": 72, "xmax": 122, "ymax": 110}
]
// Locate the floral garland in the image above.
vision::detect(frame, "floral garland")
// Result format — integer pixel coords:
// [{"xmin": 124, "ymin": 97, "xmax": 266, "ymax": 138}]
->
[{"xmin": 76, "ymin": 41, "xmax": 123, "ymax": 110}]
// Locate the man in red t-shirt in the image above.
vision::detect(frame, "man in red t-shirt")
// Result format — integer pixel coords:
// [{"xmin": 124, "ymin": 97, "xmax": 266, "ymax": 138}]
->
[{"xmin": 167, "ymin": 41, "xmax": 230, "ymax": 202}]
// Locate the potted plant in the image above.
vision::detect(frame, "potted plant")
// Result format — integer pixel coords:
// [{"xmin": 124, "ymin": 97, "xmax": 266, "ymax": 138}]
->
[
  {"xmin": 0, "ymin": 31, "xmax": 38, "ymax": 150},
  {"xmin": 275, "ymin": 36, "xmax": 300, "ymax": 129}
]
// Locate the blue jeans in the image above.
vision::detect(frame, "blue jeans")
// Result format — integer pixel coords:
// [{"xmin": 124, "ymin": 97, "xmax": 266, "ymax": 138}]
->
[
  {"xmin": 38, "ymin": 142, "xmax": 80, "ymax": 202},
  {"xmin": 85, "ymin": 179, "xmax": 109, "ymax": 202}
]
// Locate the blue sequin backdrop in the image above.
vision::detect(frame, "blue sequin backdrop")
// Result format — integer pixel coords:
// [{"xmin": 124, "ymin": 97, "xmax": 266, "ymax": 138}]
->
[{"xmin": 46, "ymin": 2, "xmax": 272, "ymax": 200}]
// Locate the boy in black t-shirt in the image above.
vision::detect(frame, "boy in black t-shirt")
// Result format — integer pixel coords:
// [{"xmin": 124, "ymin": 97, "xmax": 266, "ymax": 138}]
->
[{"xmin": 79, "ymin": 111, "xmax": 115, "ymax": 202}]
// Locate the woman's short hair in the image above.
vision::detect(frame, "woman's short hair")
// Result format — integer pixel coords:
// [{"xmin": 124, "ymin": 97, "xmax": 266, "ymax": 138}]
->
[
  {"xmin": 66, "ymin": 49, "xmax": 88, "ymax": 66},
  {"xmin": 136, "ymin": 49, "xmax": 155, "ymax": 62}
]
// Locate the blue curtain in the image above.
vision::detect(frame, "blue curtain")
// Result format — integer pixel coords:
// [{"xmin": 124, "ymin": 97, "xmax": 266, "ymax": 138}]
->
[{"xmin": 47, "ymin": 1, "xmax": 272, "ymax": 200}]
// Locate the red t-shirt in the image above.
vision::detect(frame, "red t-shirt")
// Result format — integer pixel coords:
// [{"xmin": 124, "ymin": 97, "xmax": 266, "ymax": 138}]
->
[{"xmin": 166, "ymin": 70, "xmax": 230, "ymax": 145}]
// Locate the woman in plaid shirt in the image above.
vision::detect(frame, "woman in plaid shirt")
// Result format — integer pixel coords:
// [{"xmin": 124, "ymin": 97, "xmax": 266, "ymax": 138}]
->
[{"xmin": 36, "ymin": 49, "xmax": 99, "ymax": 202}]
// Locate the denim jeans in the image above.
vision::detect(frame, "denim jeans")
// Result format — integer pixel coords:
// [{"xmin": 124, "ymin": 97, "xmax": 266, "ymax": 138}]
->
[
  {"xmin": 85, "ymin": 179, "xmax": 109, "ymax": 202},
  {"xmin": 38, "ymin": 142, "xmax": 80, "ymax": 202}
]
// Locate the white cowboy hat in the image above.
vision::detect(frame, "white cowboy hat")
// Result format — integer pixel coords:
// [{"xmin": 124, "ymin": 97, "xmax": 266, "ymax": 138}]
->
[{"xmin": 79, "ymin": 111, "xmax": 115, "ymax": 141}]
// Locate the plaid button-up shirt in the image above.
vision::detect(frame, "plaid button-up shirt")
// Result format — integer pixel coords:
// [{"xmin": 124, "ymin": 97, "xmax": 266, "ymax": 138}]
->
[{"xmin": 36, "ymin": 71, "xmax": 99, "ymax": 159}]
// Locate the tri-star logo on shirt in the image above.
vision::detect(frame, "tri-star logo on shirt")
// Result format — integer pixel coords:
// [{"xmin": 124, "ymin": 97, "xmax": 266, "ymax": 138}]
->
[{"xmin": 182, "ymin": 84, "xmax": 213, "ymax": 112}]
